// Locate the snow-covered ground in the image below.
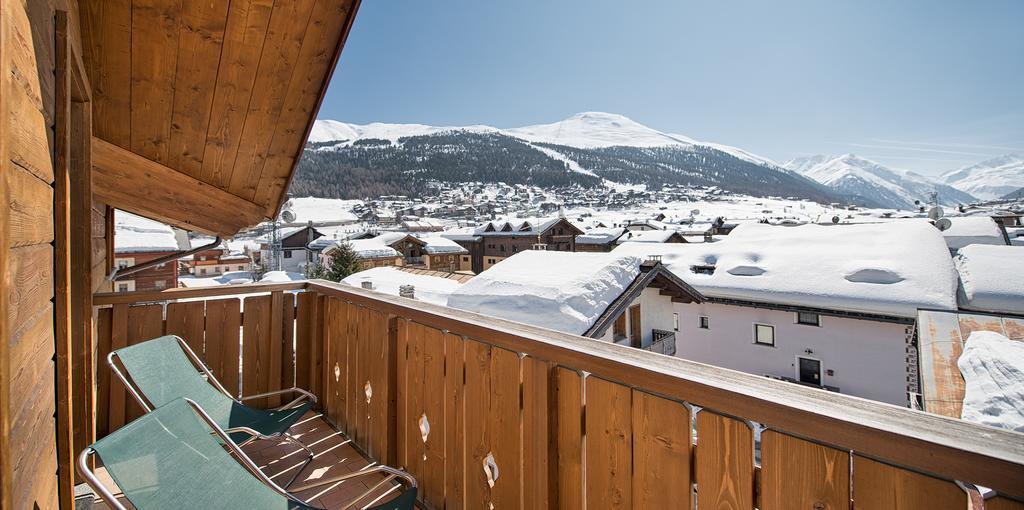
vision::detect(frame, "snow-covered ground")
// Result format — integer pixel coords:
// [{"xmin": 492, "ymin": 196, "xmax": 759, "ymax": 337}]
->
[{"xmin": 958, "ymin": 331, "xmax": 1024, "ymax": 432}]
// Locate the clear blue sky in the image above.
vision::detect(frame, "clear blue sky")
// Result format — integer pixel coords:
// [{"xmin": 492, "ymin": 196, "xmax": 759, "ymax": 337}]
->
[{"xmin": 319, "ymin": 0, "xmax": 1024, "ymax": 175}]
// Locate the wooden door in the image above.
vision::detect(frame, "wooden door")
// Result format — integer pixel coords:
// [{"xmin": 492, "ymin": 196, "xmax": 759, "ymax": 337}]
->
[{"xmin": 629, "ymin": 304, "xmax": 642, "ymax": 348}]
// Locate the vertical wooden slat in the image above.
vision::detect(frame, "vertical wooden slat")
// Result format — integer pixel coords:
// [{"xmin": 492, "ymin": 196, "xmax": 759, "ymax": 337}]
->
[
  {"xmin": 312, "ymin": 294, "xmax": 326, "ymax": 403},
  {"xmin": 107, "ymin": 304, "xmax": 129, "ymax": 431},
  {"xmin": 125, "ymin": 304, "xmax": 164, "ymax": 422},
  {"xmin": 404, "ymin": 319, "xmax": 427, "ymax": 500},
  {"xmin": 522, "ymin": 357, "xmax": 553, "ymax": 509},
  {"xmin": 852, "ymin": 456, "xmax": 966, "ymax": 510},
  {"xmin": 130, "ymin": 0, "xmax": 183, "ymax": 164},
  {"xmin": 267, "ymin": 291, "xmax": 284, "ymax": 408},
  {"xmin": 761, "ymin": 430, "xmax": 850, "ymax": 510},
  {"xmin": 165, "ymin": 301, "xmax": 205, "ymax": 357},
  {"xmin": 242, "ymin": 295, "xmax": 272, "ymax": 408},
  {"xmin": 695, "ymin": 411, "xmax": 755, "ymax": 510},
  {"xmin": 585, "ymin": 376, "xmax": 633, "ymax": 510},
  {"xmin": 280, "ymin": 292, "xmax": 296, "ymax": 393},
  {"xmin": 422, "ymin": 324, "xmax": 446, "ymax": 506},
  {"xmin": 987, "ymin": 497, "xmax": 1024, "ymax": 510},
  {"xmin": 348, "ymin": 305, "xmax": 366, "ymax": 446},
  {"xmin": 70, "ymin": 101, "xmax": 95, "ymax": 458},
  {"xmin": 443, "ymin": 332, "xmax": 465, "ymax": 510},
  {"xmin": 487, "ymin": 346, "xmax": 522, "ymax": 509},
  {"xmin": 324, "ymin": 298, "xmax": 349, "ymax": 428},
  {"xmin": 631, "ymin": 390, "xmax": 691, "ymax": 509},
  {"xmin": 95, "ymin": 308, "xmax": 113, "ymax": 437},
  {"xmin": 395, "ymin": 318, "xmax": 409, "ymax": 472},
  {"xmin": 295, "ymin": 292, "xmax": 316, "ymax": 391},
  {"xmin": 556, "ymin": 367, "xmax": 584, "ymax": 510},
  {"xmin": 366, "ymin": 308, "xmax": 391, "ymax": 463},
  {"xmin": 204, "ymin": 298, "xmax": 241, "ymax": 397},
  {"xmin": 463, "ymin": 340, "xmax": 491, "ymax": 507}
]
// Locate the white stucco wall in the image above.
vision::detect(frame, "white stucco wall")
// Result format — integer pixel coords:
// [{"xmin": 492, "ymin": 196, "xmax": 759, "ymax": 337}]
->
[
  {"xmin": 672, "ymin": 301, "xmax": 912, "ymax": 406},
  {"xmin": 597, "ymin": 287, "xmax": 677, "ymax": 347}
]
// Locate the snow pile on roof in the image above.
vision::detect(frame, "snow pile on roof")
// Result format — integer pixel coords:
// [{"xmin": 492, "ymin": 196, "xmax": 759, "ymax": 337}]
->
[
  {"xmin": 345, "ymin": 239, "xmax": 399, "ymax": 259},
  {"xmin": 615, "ymin": 221, "xmax": 958, "ymax": 318},
  {"xmin": 955, "ymin": 245, "xmax": 1024, "ymax": 314},
  {"xmin": 418, "ymin": 236, "xmax": 468, "ymax": 254},
  {"xmin": 618, "ymin": 230, "xmax": 680, "ymax": 244},
  {"xmin": 577, "ymin": 227, "xmax": 626, "ymax": 245},
  {"xmin": 283, "ymin": 197, "xmax": 359, "ymax": 224},
  {"xmin": 178, "ymin": 271, "xmax": 255, "ymax": 288},
  {"xmin": 958, "ymin": 331, "xmax": 1024, "ymax": 432},
  {"xmin": 342, "ymin": 267, "xmax": 464, "ymax": 306},
  {"xmin": 114, "ymin": 211, "xmax": 181, "ymax": 253},
  {"xmin": 941, "ymin": 217, "xmax": 1006, "ymax": 250},
  {"xmin": 473, "ymin": 217, "xmax": 566, "ymax": 235},
  {"xmin": 447, "ymin": 252, "xmax": 643, "ymax": 335},
  {"xmin": 260, "ymin": 271, "xmax": 306, "ymax": 283}
]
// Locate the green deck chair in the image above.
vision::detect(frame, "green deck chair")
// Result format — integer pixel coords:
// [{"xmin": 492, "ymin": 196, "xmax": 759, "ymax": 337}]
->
[
  {"xmin": 78, "ymin": 398, "xmax": 418, "ymax": 510},
  {"xmin": 108, "ymin": 335, "xmax": 317, "ymax": 487}
]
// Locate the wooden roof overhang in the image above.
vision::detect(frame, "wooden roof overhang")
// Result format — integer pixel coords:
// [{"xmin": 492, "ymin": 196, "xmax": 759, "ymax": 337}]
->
[
  {"xmin": 80, "ymin": 0, "xmax": 361, "ymax": 237},
  {"xmin": 585, "ymin": 261, "xmax": 705, "ymax": 338}
]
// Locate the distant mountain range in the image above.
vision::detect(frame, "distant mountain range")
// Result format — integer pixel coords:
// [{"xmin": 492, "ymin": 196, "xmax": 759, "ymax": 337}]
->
[
  {"xmin": 293, "ymin": 112, "xmax": 1022, "ymax": 208},
  {"xmin": 783, "ymin": 154, "xmax": 977, "ymax": 209},
  {"xmin": 940, "ymin": 153, "xmax": 1024, "ymax": 200}
]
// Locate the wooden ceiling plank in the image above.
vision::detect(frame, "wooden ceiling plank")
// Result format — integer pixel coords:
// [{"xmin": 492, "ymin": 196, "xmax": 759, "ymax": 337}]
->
[
  {"xmin": 252, "ymin": 0, "xmax": 353, "ymax": 212},
  {"xmin": 198, "ymin": 0, "xmax": 274, "ymax": 188},
  {"xmin": 91, "ymin": 137, "xmax": 265, "ymax": 237},
  {"xmin": 129, "ymin": 0, "xmax": 183, "ymax": 164},
  {"xmin": 80, "ymin": 0, "xmax": 132, "ymax": 148},
  {"xmin": 165, "ymin": 0, "xmax": 230, "ymax": 178},
  {"xmin": 225, "ymin": 0, "xmax": 317, "ymax": 202}
]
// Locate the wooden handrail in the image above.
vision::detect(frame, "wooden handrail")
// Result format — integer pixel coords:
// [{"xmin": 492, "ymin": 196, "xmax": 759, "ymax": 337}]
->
[
  {"xmin": 304, "ymin": 279, "xmax": 1024, "ymax": 497},
  {"xmin": 92, "ymin": 281, "xmax": 310, "ymax": 305}
]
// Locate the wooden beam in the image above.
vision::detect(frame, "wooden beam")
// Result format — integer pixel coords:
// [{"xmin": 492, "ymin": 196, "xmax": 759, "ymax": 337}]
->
[
  {"xmin": 0, "ymin": 8, "xmax": 12, "ymax": 503},
  {"xmin": 91, "ymin": 137, "xmax": 266, "ymax": 236}
]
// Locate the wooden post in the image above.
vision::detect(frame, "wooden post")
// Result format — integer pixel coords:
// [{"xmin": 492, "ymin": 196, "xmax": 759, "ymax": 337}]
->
[
  {"xmin": 0, "ymin": 0, "xmax": 12, "ymax": 503},
  {"xmin": 53, "ymin": 11, "xmax": 76, "ymax": 509}
]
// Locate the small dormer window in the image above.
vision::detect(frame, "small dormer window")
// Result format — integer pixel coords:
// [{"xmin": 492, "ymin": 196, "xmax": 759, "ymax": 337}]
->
[{"xmin": 501, "ymin": 223, "xmax": 513, "ymax": 232}]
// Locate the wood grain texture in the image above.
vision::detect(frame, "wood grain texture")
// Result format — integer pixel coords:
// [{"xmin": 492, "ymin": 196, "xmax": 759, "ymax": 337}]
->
[
  {"xmin": 987, "ymin": 497, "xmax": 1024, "ymax": 510},
  {"xmin": 80, "ymin": 0, "xmax": 132, "ymax": 146},
  {"xmin": 761, "ymin": 431, "xmax": 850, "ymax": 510},
  {"xmin": 6, "ymin": 164, "xmax": 53, "ymax": 247},
  {"xmin": 125, "ymin": 304, "xmax": 164, "ymax": 422},
  {"xmin": 92, "ymin": 136, "xmax": 266, "ymax": 236},
  {"xmin": 586, "ymin": 376, "xmax": 633, "ymax": 510},
  {"xmin": 204, "ymin": 298, "xmax": 241, "ymax": 397},
  {"xmin": 165, "ymin": 301, "xmax": 206, "ymax": 357},
  {"xmin": 130, "ymin": 0, "xmax": 183, "ymax": 164},
  {"xmin": 631, "ymin": 390, "xmax": 691, "ymax": 509},
  {"xmin": 556, "ymin": 367, "xmax": 584, "ymax": 510},
  {"xmin": 696, "ymin": 411, "xmax": 755, "ymax": 510},
  {"xmin": 523, "ymin": 356, "xmax": 554, "ymax": 509},
  {"xmin": 242, "ymin": 295, "xmax": 273, "ymax": 408},
  {"xmin": 852, "ymin": 455, "xmax": 966, "ymax": 510}
]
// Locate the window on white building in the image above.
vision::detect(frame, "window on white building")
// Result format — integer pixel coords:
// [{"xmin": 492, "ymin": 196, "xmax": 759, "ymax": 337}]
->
[
  {"xmin": 673, "ymin": 313, "xmax": 679, "ymax": 331},
  {"xmin": 754, "ymin": 324, "xmax": 775, "ymax": 346},
  {"xmin": 115, "ymin": 258, "xmax": 133, "ymax": 269},
  {"xmin": 698, "ymin": 316, "xmax": 709, "ymax": 329},
  {"xmin": 796, "ymin": 311, "xmax": 820, "ymax": 326},
  {"xmin": 284, "ymin": 251, "xmax": 293, "ymax": 258},
  {"xmin": 117, "ymin": 283, "xmax": 129, "ymax": 293}
]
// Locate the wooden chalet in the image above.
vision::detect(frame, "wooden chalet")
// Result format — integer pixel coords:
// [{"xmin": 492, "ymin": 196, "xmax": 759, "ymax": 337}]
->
[{"xmin": 2, "ymin": 1, "xmax": 1024, "ymax": 509}]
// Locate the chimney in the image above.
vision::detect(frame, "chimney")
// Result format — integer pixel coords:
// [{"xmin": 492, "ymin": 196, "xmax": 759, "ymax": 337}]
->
[
  {"xmin": 399, "ymin": 285, "xmax": 415, "ymax": 299},
  {"xmin": 361, "ymin": 281, "xmax": 374, "ymax": 290}
]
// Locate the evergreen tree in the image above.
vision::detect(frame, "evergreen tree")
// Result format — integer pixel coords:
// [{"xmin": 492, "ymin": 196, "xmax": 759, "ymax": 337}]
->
[
  {"xmin": 325, "ymin": 242, "xmax": 363, "ymax": 281},
  {"xmin": 305, "ymin": 260, "xmax": 328, "ymax": 279}
]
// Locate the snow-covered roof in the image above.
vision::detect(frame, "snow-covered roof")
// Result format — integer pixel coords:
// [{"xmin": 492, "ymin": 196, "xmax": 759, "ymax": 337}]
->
[
  {"xmin": 617, "ymin": 230, "xmax": 682, "ymax": 244},
  {"xmin": 958, "ymin": 331, "xmax": 1024, "ymax": 432},
  {"xmin": 941, "ymin": 217, "xmax": 1006, "ymax": 250},
  {"xmin": 342, "ymin": 267, "xmax": 465, "ymax": 306},
  {"xmin": 178, "ymin": 271, "xmax": 255, "ymax": 288},
  {"xmin": 283, "ymin": 197, "xmax": 359, "ymax": 224},
  {"xmin": 955, "ymin": 245, "xmax": 1024, "ymax": 314},
  {"xmin": 344, "ymin": 239, "xmax": 400, "ymax": 259},
  {"xmin": 114, "ymin": 211, "xmax": 181, "ymax": 253},
  {"xmin": 447, "ymin": 252, "xmax": 643, "ymax": 335},
  {"xmin": 417, "ymin": 236, "xmax": 469, "ymax": 254},
  {"xmin": 615, "ymin": 221, "xmax": 958, "ymax": 318},
  {"xmin": 576, "ymin": 227, "xmax": 626, "ymax": 245},
  {"xmin": 473, "ymin": 217, "xmax": 568, "ymax": 236},
  {"xmin": 260, "ymin": 271, "xmax": 306, "ymax": 283}
]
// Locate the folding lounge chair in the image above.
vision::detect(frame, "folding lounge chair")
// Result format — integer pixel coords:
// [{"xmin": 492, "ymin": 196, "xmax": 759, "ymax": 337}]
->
[
  {"xmin": 78, "ymin": 398, "xmax": 417, "ymax": 510},
  {"xmin": 108, "ymin": 335, "xmax": 317, "ymax": 487}
]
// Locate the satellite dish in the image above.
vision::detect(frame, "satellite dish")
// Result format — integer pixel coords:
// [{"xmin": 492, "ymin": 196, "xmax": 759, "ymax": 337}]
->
[
  {"xmin": 935, "ymin": 218, "xmax": 952, "ymax": 231},
  {"xmin": 831, "ymin": 215, "xmax": 840, "ymax": 224},
  {"xmin": 914, "ymin": 200, "xmax": 921, "ymax": 206},
  {"xmin": 927, "ymin": 207, "xmax": 944, "ymax": 221},
  {"xmin": 280, "ymin": 210, "xmax": 296, "ymax": 223},
  {"xmin": 713, "ymin": 217, "xmax": 725, "ymax": 228}
]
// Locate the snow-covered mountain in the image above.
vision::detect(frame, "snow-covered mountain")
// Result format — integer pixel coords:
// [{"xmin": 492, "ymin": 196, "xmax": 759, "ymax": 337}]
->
[
  {"xmin": 941, "ymin": 154, "xmax": 1024, "ymax": 201},
  {"xmin": 784, "ymin": 154, "xmax": 976, "ymax": 209},
  {"xmin": 298, "ymin": 113, "xmax": 838, "ymax": 202}
]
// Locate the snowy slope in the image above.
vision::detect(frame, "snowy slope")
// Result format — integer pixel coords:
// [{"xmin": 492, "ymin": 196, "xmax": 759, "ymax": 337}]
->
[
  {"xmin": 785, "ymin": 154, "xmax": 976, "ymax": 209},
  {"xmin": 942, "ymin": 154, "xmax": 1024, "ymax": 200},
  {"xmin": 308, "ymin": 120, "xmax": 496, "ymax": 144}
]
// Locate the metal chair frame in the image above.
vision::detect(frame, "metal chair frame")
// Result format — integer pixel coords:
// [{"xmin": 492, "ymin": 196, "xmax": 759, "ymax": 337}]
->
[
  {"xmin": 107, "ymin": 335, "xmax": 318, "ymax": 487},
  {"xmin": 77, "ymin": 398, "xmax": 417, "ymax": 510}
]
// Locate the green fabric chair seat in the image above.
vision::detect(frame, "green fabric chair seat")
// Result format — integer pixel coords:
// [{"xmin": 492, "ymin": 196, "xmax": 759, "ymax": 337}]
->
[
  {"xmin": 113, "ymin": 335, "xmax": 310, "ymax": 442},
  {"xmin": 88, "ymin": 399, "xmax": 416, "ymax": 510}
]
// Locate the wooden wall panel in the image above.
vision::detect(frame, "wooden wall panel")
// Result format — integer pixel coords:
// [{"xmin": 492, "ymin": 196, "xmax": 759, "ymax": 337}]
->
[
  {"xmin": 988, "ymin": 497, "xmax": 1024, "ymax": 510},
  {"xmin": 695, "ymin": 411, "xmax": 755, "ymax": 510},
  {"xmin": 6, "ymin": 164, "xmax": 53, "ymax": 247},
  {"xmin": 522, "ymin": 357, "xmax": 553, "ymax": 509},
  {"xmin": 80, "ymin": 0, "xmax": 132, "ymax": 147},
  {"xmin": 761, "ymin": 431, "xmax": 850, "ymax": 510},
  {"xmin": 124, "ymin": 304, "xmax": 163, "ymax": 422},
  {"xmin": 129, "ymin": 0, "xmax": 183, "ymax": 164},
  {"xmin": 165, "ymin": 301, "xmax": 205, "ymax": 356},
  {"xmin": 443, "ymin": 332, "xmax": 466, "ymax": 509},
  {"xmin": 585, "ymin": 376, "xmax": 633, "ymax": 510},
  {"xmin": 556, "ymin": 367, "xmax": 584, "ymax": 510},
  {"xmin": 631, "ymin": 391, "xmax": 691, "ymax": 509},
  {"xmin": 852, "ymin": 456, "xmax": 966, "ymax": 510}
]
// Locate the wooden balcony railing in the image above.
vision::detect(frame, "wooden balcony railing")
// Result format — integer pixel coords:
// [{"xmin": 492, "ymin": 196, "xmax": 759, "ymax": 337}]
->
[
  {"xmin": 91, "ymin": 281, "xmax": 1024, "ymax": 509},
  {"xmin": 648, "ymin": 328, "xmax": 676, "ymax": 356}
]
